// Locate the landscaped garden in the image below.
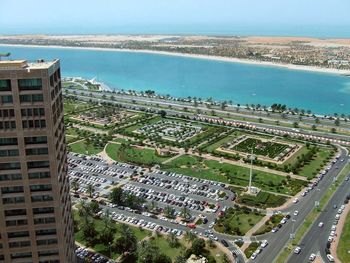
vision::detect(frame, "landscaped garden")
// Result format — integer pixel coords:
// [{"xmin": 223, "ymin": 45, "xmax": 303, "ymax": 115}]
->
[
  {"xmin": 236, "ymin": 191, "xmax": 288, "ymax": 208},
  {"xmin": 162, "ymin": 155, "xmax": 307, "ymax": 195},
  {"xmin": 214, "ymin": 205, "xmax": 264, "ymax": 236},
  {"xmin": 106, "ymin": 142, "xmax": 174, "ymax": 166},
  {"xmin": 337, "ymin": 206, "xmax": 350, "ymax": 263}
]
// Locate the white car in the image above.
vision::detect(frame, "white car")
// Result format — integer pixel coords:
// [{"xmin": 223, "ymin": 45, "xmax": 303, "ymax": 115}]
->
[
  {"xmin": 250, "ymin": 253, "xmax": 257, "ymax": 260},
  {"xmin": 260, "ymin": 241, "xmax": 268, "ymax": 248},
  {"xmin": 294, "ymin": 210, "xmax": 299, "ymax": 216},
  {"xmin": 318, "ymin": 222, "xmax": 324, "ymax": 228},
  {"xmin": 294, "ymin": 247, "xmax": 301, "ymax": 254},
  {"xmin": 327, "ymin": 254, "xmax": 334, "ymax": 262},
  {"xmin": 293, "ymin": 198, "xmax": 299, "ymax": 203},
  {"xmin": 309, "ymin": 253, "xmax": 316, "ymax": 261}
]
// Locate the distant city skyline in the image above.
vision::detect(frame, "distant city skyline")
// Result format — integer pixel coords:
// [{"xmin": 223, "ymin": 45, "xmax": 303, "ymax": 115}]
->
[{"xmin": 1, "ymin": 0, "xmax": 350, "ymax": 37}]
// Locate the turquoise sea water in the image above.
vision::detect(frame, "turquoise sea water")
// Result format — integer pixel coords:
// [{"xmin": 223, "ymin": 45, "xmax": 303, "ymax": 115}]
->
[{"xmin": 1, "ymin": 45, "xmax": 350, "ymax": 115}]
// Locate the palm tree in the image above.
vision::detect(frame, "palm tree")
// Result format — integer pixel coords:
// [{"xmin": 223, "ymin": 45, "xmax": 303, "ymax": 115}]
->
[
  {"xmin": 86, "ymin": 184, "xmax": 94, "ymax": 198},
  {"xmin": 184, "ymin": 231, "xmax": 195, "ymax": 244},
  {"xmin": 166, "ymin": 232, "xmax": 179, "ymax": 248},
  {"xmin": 180, "ymin": 207, "xmax": 191, "ymax": 219},
  {"xmin": 71, "ymin": 179, "xmax": 79, "ymax": 194}
]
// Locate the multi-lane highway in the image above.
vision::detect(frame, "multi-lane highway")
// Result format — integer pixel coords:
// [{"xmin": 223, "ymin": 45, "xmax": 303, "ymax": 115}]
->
[
  {"xmin": 253, "ymin": 148, "xmax": 349, "ymax": 263},
  {"xmin": 65, "ymin": 88, "xmax": 350, "ymax": 146}
]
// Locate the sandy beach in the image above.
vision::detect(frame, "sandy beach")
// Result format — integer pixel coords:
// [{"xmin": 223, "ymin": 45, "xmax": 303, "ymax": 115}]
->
[{"xmin": 1, "ymin": 43, "xmax": 350, "ymax": 75}]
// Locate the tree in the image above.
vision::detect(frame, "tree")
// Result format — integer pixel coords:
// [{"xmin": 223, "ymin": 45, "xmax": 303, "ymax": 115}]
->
[
  {"xmin": 175, "ymin": 253, "xmax": 187, "ymax": 263},
  {"xmin": 138, "ymin": 241, "xmax": 171, "ymax": 263},
  {"xmin": 184, "ymin": 231, "xmax": 196, "ymax": 244},
  {"xmin": 180, "ymin": 207, "xmax": 191, "ymax": 219},
  {"xmin": 89, "ymin": 201, "xmax": 100, "ymax": 214},
  {"xmin": 191, "ymin": 238, "xmax": 206, "ymax": 256},
  {"xmin": 159, "ymin": 110, "xmax": 167, "ymax": 118},
  {"xmin": 222, "ymin": 254, "xmax": 230, "ymax": 263},
  {"xmin": 86, "ymin": 184, "xmax": 94, "ymax": 198},
  {"xmin": 81, "ymin": 221, "xmax": 98, "ymax": 246},
  {"xmin": 71, "ymin": 179, "xmax": 79, "ymax": 193},
  {"xmin": 167, "ymin": 232, "xmax": 179, "ymax": 248},
  {"xmin": 109, "ymin": 187, "xmax": 123, "ymax": 205},
  {"xmin": 114, "ymin": 224, "xmax": 138, "ymax": 254}
]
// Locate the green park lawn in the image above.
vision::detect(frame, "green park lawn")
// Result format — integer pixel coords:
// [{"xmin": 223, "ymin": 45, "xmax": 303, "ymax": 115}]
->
[
  {"xmin": 63, "ymin": 100, "xmax": 93, "ymax": 115},
  {"xmin": 338, "ymin": 210, "xmax": 350, "ymax": 263},
  {"xmin": 163, "ymin": 155, "xmax": 306, "ymax": 195},
  {"xmin": 105, "ymin": 143, "xmax": 172, "ymax": 166},
  {"xmin": 69, "ymin": 140, "xmax": 104, "ymax": 155},
  {"xmin": 66, "ymin": 135, "xmax": 80, "ymax": 144},
  {"xmin": 215, "ymin": 207, "xmax": 264, "ymax": 236}
]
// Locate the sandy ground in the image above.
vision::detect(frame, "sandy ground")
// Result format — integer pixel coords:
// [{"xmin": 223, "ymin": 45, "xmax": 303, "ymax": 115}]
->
[{"xmin": 1, "ymin": 43, "xmax": 349, "ymax": 75}]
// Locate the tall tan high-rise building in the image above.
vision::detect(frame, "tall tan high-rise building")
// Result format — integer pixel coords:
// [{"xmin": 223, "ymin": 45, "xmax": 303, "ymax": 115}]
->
[{"xmin": 0, "ymin": 59, "xmax": 75, "ymax": 263}]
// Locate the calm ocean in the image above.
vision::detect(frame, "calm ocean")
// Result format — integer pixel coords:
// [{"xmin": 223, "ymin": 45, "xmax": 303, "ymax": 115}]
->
[{"xmin": 1, "ymin": 45, "xmax": 350, "ymax": 115}]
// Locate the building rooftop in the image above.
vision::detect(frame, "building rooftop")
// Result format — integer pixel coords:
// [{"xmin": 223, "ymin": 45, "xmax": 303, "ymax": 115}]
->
[{"xmin": 0, "ymin": 59, "xmax": 59, "ymax": 70}]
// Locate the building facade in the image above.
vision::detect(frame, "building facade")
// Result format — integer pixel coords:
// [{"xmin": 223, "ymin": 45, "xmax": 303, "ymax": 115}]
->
[{"xmin": 0, "ymin": 60, "xmax": 75, "ymax": 263}]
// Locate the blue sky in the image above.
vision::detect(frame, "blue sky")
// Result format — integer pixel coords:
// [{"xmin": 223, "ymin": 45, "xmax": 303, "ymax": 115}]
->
[{"xmin": 1, "ymin": 0, "xmax": 350, "ymax": 36}]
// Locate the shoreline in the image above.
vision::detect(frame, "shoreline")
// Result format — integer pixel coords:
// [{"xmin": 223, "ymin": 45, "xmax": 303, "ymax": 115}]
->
[{"xmin": 1, "ymin": 43, "xmax": 350, "ymax": 75}]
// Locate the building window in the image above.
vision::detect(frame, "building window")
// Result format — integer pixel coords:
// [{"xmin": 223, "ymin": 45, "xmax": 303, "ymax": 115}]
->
[
  {"xmin": 0, "ymin": 173, "xmax": 22, "ymax": 181},
  {"xmin": 28, "ymin": 171, "xmax": 50, "ymax": 179},
  {"xmin": 11, "ymin": 252, "xmax": 32, "ymax": 259},
  {"xmin": 26, "ymin": 148, "xmax": 48, "ymax": 156},
  {"xmin": 2, "ymin": 186, "xmax": 24, "ymax": 194},
  {"xmin": 0, "ymin": 149, "xmax": 19, "ymax": 157},
  {"xmin": 38, "ymin": 250, "xmax": 59, "ymax": 257},
  {"xmin": 35, "ymin": 229, "xmax": 57, "ymax": 236},
  {"xmin": 0, "ymin": 95, "xmax": 13, "ymax": 103},
  {"xmin": 0, "ymin": 79, "xmax": 11, "ymax": 91},
  {"xmin": 37, "ymin": 238, "xmax": 58, "ymax": 246},
  {"xmin": 18, "ymin": 78, "xmax": 42, "ymax": 90},
  {"xmin": 0, "ymin": 121, "xmax": 16, "ymax": 130},
  {"xmin": 30, "ymin": 184, "xmax": 52, "ymax": 192},
  {"xmin": 8, "ymin": 231, "xmax": 29, "ymax": 238},
  {"xmin": 4, "ymin": 209, "xmax": 26, "ymax": 216},
  {"xmin": 27, "ymin": 161, "xmax": 50, "ymax": 169},
  {"xmin": 34, "ymin": 217, "xmax": 55, "ymax": 225},
  {"xmin": 20, "ymin": 94, "xmax": 43, "ymax": 103},
  {"xmin": 0, "ymin": 162, "xmax": 21, "ymax": 170},
  {"xmin": 9, "ymin": 241, "xmax": 31, "ymax": 248},
  {"xmin": 6, "ymin": 219, "xmax": 28, "ymax": 227},
  {"xmin": 31, "ymin": 195, "xmax": 53, "ymax": 202},
  {"xmin": 0, "ymin": 108, "xmax": 15, "ymax": 117},
  {"xmin": 33, "ymin": 207, "xmax": 54, "ymax": 215},
  {"xmin": 21, "ymin": 108, "xmax": 45, "ymax": 117},
  {"xmin": 0, "ymin": 137, "xmax": 17, "ymax": 146},
  {"xmin": 24, "ymin": 136, "xmax": 47, "ymax": 144},
  {"xmin": 2, "ymin": 196, "xmax": 25, "ymax": 204}
]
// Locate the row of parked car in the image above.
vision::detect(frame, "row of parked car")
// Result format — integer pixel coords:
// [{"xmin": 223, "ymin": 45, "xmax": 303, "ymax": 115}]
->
[
  {"xmin": 76, "ymin": 246, "xmax": 115, "ymax": 263},
  {"xmin": 99, "ymin": 210, "xmax": 184, "ymax": 236},
  {"xmin": 250, "ymin": 240, "xmax": 269, "ymax": 260},
  {"xmin": 136, "ymin": 174, "xmax": 223, "ymax": 200},
  {"xmin": 123, "ymin": 184, "xmax": 208, "ymax": 212}
]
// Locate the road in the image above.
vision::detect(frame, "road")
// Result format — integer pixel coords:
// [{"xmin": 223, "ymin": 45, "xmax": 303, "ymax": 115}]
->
[
  {"xmin": 66, "ymin": 87, "xmax": 350, "ymax": 131},
  {"xmin": 65, "ymin": 88, "xmax": 350, "ymax": 146},
  {"xmin": 252, "ymin": 148, "xmax": 349, "ymax": 263},
  {"xmin": 288, "ymin": 160, "xmax": 350, "ymax": 263}
]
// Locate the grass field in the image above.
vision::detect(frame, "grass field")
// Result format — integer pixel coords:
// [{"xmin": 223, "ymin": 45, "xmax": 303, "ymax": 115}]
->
[
  {"xmin": 69, "ymin": 140, "xmax": 104, "ymax": 155},
  {"xmin": 215, "ymin": 207, "xmax": 264, "ymax": 236},
  {"xmin": 338, "ymin": 210, "xmax": 350, "ymax": 263},
  {"xmin": 106, "ymin": 143, "xmax": 172, "ymax": 166},
  {"xmin": 163, "ymin": 155, "xmax": 306, "ymax": 195},
  {"xmin": 297, "ymin": 148, "xmax": 333, "ymax": 178},
  {"xmin": 64, "ymin": 100, "xmax": 93, "ymax": 115}
]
